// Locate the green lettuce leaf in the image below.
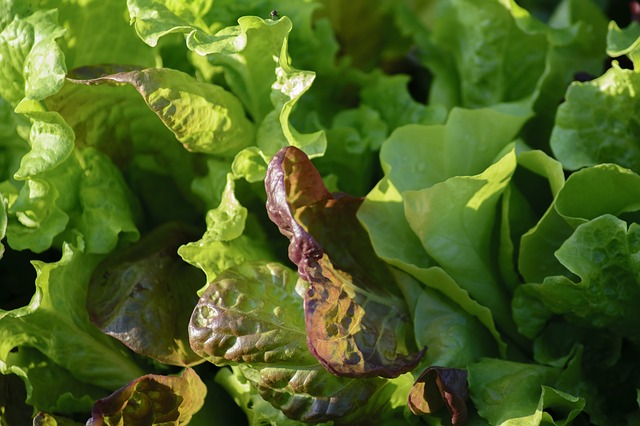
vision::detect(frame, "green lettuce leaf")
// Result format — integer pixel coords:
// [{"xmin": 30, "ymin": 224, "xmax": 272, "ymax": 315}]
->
[
  {"xmin": 0, "ymin": 241, "xmax": 145, "ymax": 398},
  {"xmin": 394, "ymin": 268, "xmax": 499, "ymax": 369},
  {"xmin": 498, "ymin": 149, "xmax": 565, "ymax": 293},
  {"xmin": 67, "ymin": 65, "xmax": 254, "ymax": 157},
  {"xmin": 254, "ymin": 28, "xmax": 326, "ymax": 159},
  {"xmin": 550, "ymin": 62, "xmax": 640, "ymax": 173},
  {"xmin": 357, "ymin": 108, "xmax": 532, "ymax": 358},
  {"xmin": 404, "ymin": 149, "xmax": 518, "ymax": 342},
  {"xmin": 86, "ymin": 368, "xmax": 206, "ymax": 426},
  {"xmin": 87, "ymin": 223, "xmax": 205, "ymax": 367},
  {"xmin": 315, "ymin": 104, "xmax": 387, "ymax": 196},
  {"xmin": 12, "ymin": 107, "xmax": 74, "ymax": 181},
  {"xmin": 514, "ymin": 214, "xmax": 640, "ymax": 343},
  {"xmin": 606, "ymin": 20, "xmax": 640, "ymax": 67},
  {"xmin": 178, "ymin": 174, "xmax": 273, "ymax": 283},
  {"xmin": 0, "ymin": 7, "xmax": 66, "ymax": 106},
  {"xmin": 126, "ymin": 0, "xmax": 214, "ymax": 48},
  {"xmin": 50, "ymin": 0, "xmax": 156, "ymax": 69},
  {"xmin": 518, "ymin": 163, "xmax": 640, "ymax": 286},
  {"xmin": 359, "ymin": 73, "xmax": 448, "ymax": 131},
  {"xmin": 128, "ymin": 2, "xmax": 327, "ymax": 159},
  {"xmin": 45, "ymin": 74, "xmax": 203, "ymax": 226},
  {"xmin": 468, "ymin": 359, "xmax": 584, "ymax": 426},
  {"xmin": 422, "ymin": 0, "xmax": 605, "ymax": 109},
  {"xmin": 3, "ymin": 346, "xmax": 105, "ymax": 415},
  {"xmin": 6, "ymin": 147, "xmax": 139, "ymax": 254},
  {"xmin": 0, "ymin": 97, "xmax": 28, "ymax": 183}
]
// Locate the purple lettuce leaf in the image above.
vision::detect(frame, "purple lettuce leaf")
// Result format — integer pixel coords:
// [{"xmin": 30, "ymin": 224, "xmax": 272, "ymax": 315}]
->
[
  {"xmin": 189, "ymin": 261, "xmax": 314, "ymax": 366},
  {"xmin": 265, "ymin": 146, "xmax": 425, "ymax": 378},
  {"xmin": 408, "ymin": 366, "xmax": 469, "ymax": 425},
  {"xmin": 86, "ymin": 368, "xmax": 206, "ymax": 426},
  {"xmin": 188, "ymin": 261, "xmax": 386, "ymax": 423},
  {"xmin": 87, "ymin": 223, "xmax": 204, "ymax": 367}
]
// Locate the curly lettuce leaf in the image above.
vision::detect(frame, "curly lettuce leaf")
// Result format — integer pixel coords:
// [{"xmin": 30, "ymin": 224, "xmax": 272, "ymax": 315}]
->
[
  {"xmin": 514, "ymin": 214, "xmax": 640, "ymax": 343},
  {"xmin": 6, "ymin": 147, "xmax": 139, "ymax": 254},
  {"xmin": 12, "ymin": 107, "xmax": 74, "ymax": 181},
  {"xmin": 256, "ymin": 33, "xmax": 326, "ymax": 159},
  {"xmin": 607, "ymin": 20, "xmax": 640, "ymax": 67},
  {"xmin": 265, "ymin": 146, "xmax": 424, "ymax": 378},
  {"xmin": 67, "ymin": 65, "xmax": 254, "ymax": 157},
  {"xmin": 3, "ymin": 346, "xmax": 105, "ymax": 415},
  {"xmin": 129, "ymin": 1, "xmax": 289, "ymax": 120},
  {"xmin": 87, "ymin": 368, "xmax": 206, "ymax": 426},
  {"xmin": 0, "ymin": 8, "xmax": 66, "ymax": 106},
  {"xmin": 87, "ymin": 223, "xmax": 204, "ymax": 367},
  {"xmin": 0, "ymin": 242, "xmax": 145, "ymax": 394},
  {"xmin": 178, "ymin": 174, "xmax": 274, "ymax": 283},
  {"xmin": 519, "ymin": 163, "xmax": 640, "ymax": 285},
  {"xmin": 128, "ymin": 2, "xmax": 326, "ymax": 158},
  {"xmin": 550, "ymin": 62, "xmax": 640, "ymax": 173}
]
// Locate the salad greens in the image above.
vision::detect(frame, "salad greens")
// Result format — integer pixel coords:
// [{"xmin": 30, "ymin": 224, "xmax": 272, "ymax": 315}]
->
[{"xmin": 1, "ymin": 0, "xmax": 640, "ymax": 424}]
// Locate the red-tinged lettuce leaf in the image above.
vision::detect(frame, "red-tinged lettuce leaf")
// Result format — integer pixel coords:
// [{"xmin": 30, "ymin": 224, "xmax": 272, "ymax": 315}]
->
[
  {"xmin": 238, "ymin": 364, "xmax": 384, "ymax": 424},
  {"xmin": 87, "ymin": 223, "xmax": 204, "ymax": 367},
  {"xmin": 408, "ymin": 366, "xmax": 469, "ymax": 425},
  {"xmin": 188, "ymin": 262, "xmax": 387, "ymax": 423},
  {"xmin": 265, "ymin": 145, "xmax": 425, "ymax": 378},
  {"xmin": 87, "ymin": 368, "xmax": 206, "ymax": 426},
  {"xmin": 189, "ymin": 261, "xmax": 315, "ymax": 366}
]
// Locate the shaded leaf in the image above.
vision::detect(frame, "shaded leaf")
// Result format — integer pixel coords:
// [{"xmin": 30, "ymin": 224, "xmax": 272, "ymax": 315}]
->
[
  {"xmin": 0, "ymin": 242, "xmax": 145, "ymax": 392},
  {"xmin": 87, "ymin": 368, "xmax": 206, "ymax": 426},
  {"xmin": 408, "ymin": 366, "xmax": 469, "ymax": 425},
  {"xmin": 88, "ymin": 223, "xmax": 205, "ymax": 367}
]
